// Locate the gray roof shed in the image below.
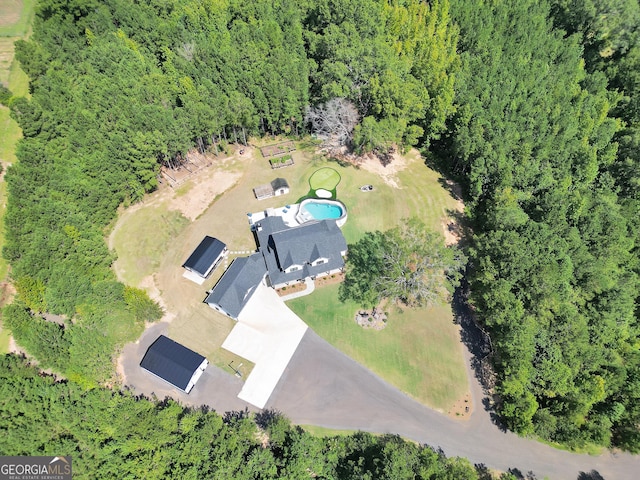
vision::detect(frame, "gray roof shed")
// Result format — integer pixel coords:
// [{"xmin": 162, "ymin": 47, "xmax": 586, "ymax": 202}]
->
[{"xmin": 140, "ymin": 335, "xmax": 207, "ymax": 393}]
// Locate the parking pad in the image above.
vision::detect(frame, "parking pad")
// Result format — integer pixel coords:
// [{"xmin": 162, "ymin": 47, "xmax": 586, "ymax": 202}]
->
[{"xmin": 221, "ymin": 281, "xmax": 308, "ymax": 408}]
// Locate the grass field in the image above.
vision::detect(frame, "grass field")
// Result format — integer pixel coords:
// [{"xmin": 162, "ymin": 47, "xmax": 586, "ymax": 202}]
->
[
  {"xmin": 300, "ymin": 424, "xmax": 356, "ymax": 437},
  {"xmin": 287, "ymin": 284, "xmax": 467, "ymax": 411},
  {"xmin": 0, "ymin": 0, "xmax": 36, "ymax": 37},
  {"xmin": 110, "ymin": 206, "xmax": 190, "ymax": 287}
]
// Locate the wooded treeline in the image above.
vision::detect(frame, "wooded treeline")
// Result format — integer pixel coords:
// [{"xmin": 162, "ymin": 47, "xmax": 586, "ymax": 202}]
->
[
  {"xmin": 2, "ymin": 0, "xmax": 640, "ymax": 456},
  {"xmin": 436, "ymin": 0, "xmax": 640, "ymax": 451},
  {"xmin": 0, "ymin": 354, "xmax": 514, "ymax": 480}
]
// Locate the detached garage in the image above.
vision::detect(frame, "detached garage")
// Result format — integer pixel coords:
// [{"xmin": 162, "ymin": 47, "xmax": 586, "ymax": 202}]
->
[
  {"xmin": 182, "ymin": 236, "xmax": 227, "ymax": 279},
  {"xmin": 140, "ymin": 335, "xmax": 208, "ymax": 393}
]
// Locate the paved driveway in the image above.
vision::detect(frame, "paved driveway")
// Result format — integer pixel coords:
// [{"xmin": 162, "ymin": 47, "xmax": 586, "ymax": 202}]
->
[
  {"xmin": 120, "ymin": 320, "xmax": 639, "ymax": 480},
  {"xmin": 223, "ymin": 282, "xmax": 308, "ymax": 408},
  {"xmin": 266, "ymin": 330, "xmax": 638, "ymax": 480}
]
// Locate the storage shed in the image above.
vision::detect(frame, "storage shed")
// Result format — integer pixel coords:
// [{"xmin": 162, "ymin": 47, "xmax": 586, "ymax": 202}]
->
[
  {"xmin": 140, "ymin": 335, "xmax": 208, "ymax": 393},
  {"xmin": 182, "ymin": 236, "xmax": 227, "ymax": 278},
  {"xmin": 253, "ymin": 178, "xmax": 290, "ymax": 200}
]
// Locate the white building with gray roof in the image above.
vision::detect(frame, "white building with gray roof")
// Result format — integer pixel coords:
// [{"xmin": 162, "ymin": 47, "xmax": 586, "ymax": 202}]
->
[{"xmin": 254, "ymin": 216, "xmax": 347, "ymax": 289}]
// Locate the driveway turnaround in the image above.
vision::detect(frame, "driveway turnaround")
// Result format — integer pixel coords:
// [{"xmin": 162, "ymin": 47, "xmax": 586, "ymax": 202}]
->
[
  {"xmin": 222, "ymin": 281, "xmax": 308, "ymax": 408},
  {"xmin": 120, "ymin": 322, "xmax": 251, "ymax": 413}
]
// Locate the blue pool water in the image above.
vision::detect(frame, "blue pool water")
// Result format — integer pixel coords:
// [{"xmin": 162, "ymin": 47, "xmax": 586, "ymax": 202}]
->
[{"xmin": 302, "ymin": 202, "xmax": 343, "ymax": 220}]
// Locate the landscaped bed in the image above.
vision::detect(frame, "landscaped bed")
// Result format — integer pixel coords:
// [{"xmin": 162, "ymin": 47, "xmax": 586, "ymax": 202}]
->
[{"xmin": 269, "ymin": 154, "xmax": 294, "ymax": 168}]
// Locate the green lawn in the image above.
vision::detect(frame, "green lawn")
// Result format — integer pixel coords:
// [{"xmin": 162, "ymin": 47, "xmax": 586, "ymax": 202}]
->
[
  {"xmin": 110, "ymin": 206, "xmax": 190, "ymax": 286},
  {"xmin": 300, "ymin": 424, "xmax": 356, "ymax": 437},
  {"xmin": 309, "ymin": 166, "xmax": 341, "ymax": 190},
  {"xmin": 0, "ymin": 322, "xmax": 10, "ymax": 353},
  {"xmin": 287, "ymin": 284, "xmax": 468, "ymax": 411}
]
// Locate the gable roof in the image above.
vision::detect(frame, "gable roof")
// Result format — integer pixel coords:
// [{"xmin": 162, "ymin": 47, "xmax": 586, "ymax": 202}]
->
[
  {"xmin": 140, "ymin": 335, "xmax": 206, "ymax": 391},
  {"xmin": 182, "ymin": 236, "xmax": 226, "ymax": 277},
  {"xmin": 255, "ymin": 217, "xmax": 347, "ymax": 286},
  {"xmin": 205, "ymin": 253, "xmax": 267, "ymax": 318},
  {"xmin": 270, "ymin": 178, "xmax": 289, "ymax": 190}
]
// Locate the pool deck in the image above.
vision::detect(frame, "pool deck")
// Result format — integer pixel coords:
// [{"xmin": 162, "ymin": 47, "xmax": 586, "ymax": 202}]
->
[
  {"xmin": 248, "ymin": 204, "xmax": 301, "ymax": 228},
  {"xmin": 249, "ymin": 199, "xmax": 347, "ymax": 229}
]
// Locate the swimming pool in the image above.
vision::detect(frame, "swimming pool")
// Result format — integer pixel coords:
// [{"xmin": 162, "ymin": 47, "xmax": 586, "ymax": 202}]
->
[{"xmin": 296, "ymin": 199, "xmax": 347, "ymax": 227}]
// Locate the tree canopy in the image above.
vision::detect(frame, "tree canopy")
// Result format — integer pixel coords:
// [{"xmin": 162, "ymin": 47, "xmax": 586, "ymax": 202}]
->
[
  {"xmin": 435, "ymin": 0, "xmax": 640, "ymax": 451},
  {"xmin": 340, "ymin": 219, "xmax": 466, "ymax": 308}
]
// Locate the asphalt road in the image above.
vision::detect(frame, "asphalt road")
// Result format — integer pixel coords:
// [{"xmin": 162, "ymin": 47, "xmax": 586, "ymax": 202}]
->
[
  {"xmin": 267, "ymin": 330, "xmax": 639, "ymax": 480},
  {"xmin": 121, "ymin": 323, "xmax": 639, "ymax": 480}
]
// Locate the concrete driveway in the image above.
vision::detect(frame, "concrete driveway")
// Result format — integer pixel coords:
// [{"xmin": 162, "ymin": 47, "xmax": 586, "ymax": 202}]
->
[{"xmin": 223, "ymin": 281, "xmax": 308, "ymax": 408}]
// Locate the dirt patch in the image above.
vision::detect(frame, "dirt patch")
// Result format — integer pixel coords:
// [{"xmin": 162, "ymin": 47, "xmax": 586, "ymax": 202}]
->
[
  {"xmin": 8, "ymin": 335, "xmax": 23, "ymax": 355},
  {"xmin": 440, "ymin": 179, "xmax": 465, "ymax": 246},
  {"xmin": 356, "ymin": 151, "xmax": 409, "ymax": 189},
  {"xmin": 139, "ymin": 274, "xmax": 176, "ymax": 324},
  {"xmin": 0, "ymin": 1, "xmax": 22, "ymax": 26},
  {"xmin": 276, "ymin": 281, "xmax": 307, "ymax": 297},
  {"xmin": 355, "ymin": 307, "xmax": 387, "ymax": 330},
  {"xmin": 447, "ymin": 392, "xmax": 472, "ymax": 419},
  {"xmin": 167, "ymin": 164, "xmax": 241, "ymax": 220}
]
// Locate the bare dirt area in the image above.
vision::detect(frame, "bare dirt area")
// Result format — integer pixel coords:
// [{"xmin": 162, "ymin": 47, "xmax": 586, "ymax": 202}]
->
[
  {"xmin": 440, "ymin": 179, "xmax": 465, "ymax": 246},
  {"xmin": 354, "ymin": 151, "xmax": 409, "ymax": 189},
  {"xmin": 447, "ymin": 392, "xmax": 472, "ymax": 419},
  {"xmin": 167, "ymin": 155, "xmax": 242, "ymax": 221},
  {"xmin": 0, "ymin": 1, "xmax": 22, "ymax": 26}
]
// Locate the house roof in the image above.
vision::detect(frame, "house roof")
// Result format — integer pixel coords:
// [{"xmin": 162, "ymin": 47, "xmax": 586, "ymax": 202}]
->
[
  {"xmin": 140, "ymin": 335, "xmax": 206, "ymax": 391},
  {"xmin": 270, "ymin": 178, "xmax": 289, "ymax": 190},
  {"xmin": 205, "ymin": 253, "xmax": 267, "ymax": 318},
  {"xmin": 182, "ymin": 236, "xmax": 226, "ymax": 277},
  {"xmin": 255, "ymin": 217, "xmax": 347, "ymax": 286}
]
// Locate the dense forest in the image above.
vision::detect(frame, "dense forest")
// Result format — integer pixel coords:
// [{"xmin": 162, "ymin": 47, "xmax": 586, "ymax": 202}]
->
[
  {"xmin": 1, "ymin": 0, "xmax": 639, "ymax": 457},
  {"xmin": 437, "ymin": 0, "xmax": 640, "ymax": 451},
  {"xmin": 0, "ymin": 354, "xmax": 512, "ymax": 480}
]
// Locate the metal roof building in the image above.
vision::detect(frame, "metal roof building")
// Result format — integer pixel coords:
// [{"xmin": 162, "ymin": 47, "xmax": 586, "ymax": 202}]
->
[
  {"xmin": 182, "ymin": 236, "xmax": 227, "ymax": 278},
  {"xmin": 140, "ymin": 335, "xmax": 208, "ymax": 393}
]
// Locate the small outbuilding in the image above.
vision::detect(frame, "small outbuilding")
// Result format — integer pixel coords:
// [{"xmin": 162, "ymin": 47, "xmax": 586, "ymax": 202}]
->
[
  {"xmin": 253, "ymin": 178, "xmax": 290, "ymax": 200},
  {"xmin": 140, "ymin": 335, "xmax": 208, "ymax": 393},
  {"xmin": 182, "ymin": 236, "xmax": 227, "ymax": 278}
]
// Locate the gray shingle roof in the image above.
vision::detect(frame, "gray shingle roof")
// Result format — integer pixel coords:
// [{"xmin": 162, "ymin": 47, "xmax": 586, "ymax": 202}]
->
[
  {"xmin": 204, "ymin": 253, "xmax": 266, "ymax": 318},
  {"xmin": 270, "ymin": 178, "xmax": 289, "ymax": 191},
  {"xmin": 140, "ymin": 335, "xmax": 206, "ymax": 392},
  {"xmin": 255, "ymin": 217, "xmax": 347, "ymax": 286},
  {"xmin": 182, "ymin": 236, "xmax": 226, "ymax": 277}
]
